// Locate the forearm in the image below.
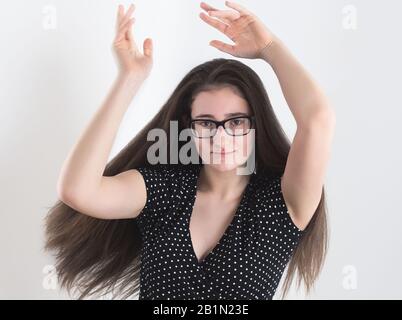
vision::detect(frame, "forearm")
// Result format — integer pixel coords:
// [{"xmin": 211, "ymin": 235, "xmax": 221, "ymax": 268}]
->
[
  {"xmin": 261, "ymin": 38, "xmax": 335, "ymax": 127},
  {"xmin": 57, "ymin": 72, "xmax": 145, "ymax": 198}
]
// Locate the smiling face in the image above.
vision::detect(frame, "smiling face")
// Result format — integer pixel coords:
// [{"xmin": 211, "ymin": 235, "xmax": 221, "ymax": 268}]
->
[{"xmin": 190, "ymin": 85, "xmax": 255, "ymax": 172}]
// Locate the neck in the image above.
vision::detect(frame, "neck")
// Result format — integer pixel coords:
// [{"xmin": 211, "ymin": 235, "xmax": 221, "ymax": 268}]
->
[{"xmin": 198, "ymin": 165, "xmax": 251, "ymax": 201}]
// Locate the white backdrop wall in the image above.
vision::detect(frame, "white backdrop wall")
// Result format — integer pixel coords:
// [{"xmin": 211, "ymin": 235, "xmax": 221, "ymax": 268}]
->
[{"xmin": 0, "ymin": 0, "xmax": 401, "ymax": 299}]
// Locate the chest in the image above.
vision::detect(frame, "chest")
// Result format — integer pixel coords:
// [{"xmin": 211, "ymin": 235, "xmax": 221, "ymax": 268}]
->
[{"xmin": 189, "ymin": 191, "xmax": 241, "ymax": 263}]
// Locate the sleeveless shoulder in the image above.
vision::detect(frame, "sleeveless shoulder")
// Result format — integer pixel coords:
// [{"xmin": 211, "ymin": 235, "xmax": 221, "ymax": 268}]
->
[
  {"xmin": 136, "ymin": 164, "xmax": 175, "ymax": 211},
  {"xmin": 134, "ymin": 163, "xmax": 200, "ymax": 235}
]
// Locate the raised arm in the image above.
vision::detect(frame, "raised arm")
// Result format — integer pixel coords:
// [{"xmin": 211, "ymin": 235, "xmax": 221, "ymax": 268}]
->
[
  {"xmin": 260, "ymin": 38, "xmax": 336, "ymax": 230},
  {"xmin": 199, "ymin": 1, "xmax": 336, "ymax": 230},
  {"xmin": 58, "ymin": 4, "xmax": 153, "ymax": 219},
  {"xmin": 261, "ymin": 39, "xmax": 335, "ymax": 126}
]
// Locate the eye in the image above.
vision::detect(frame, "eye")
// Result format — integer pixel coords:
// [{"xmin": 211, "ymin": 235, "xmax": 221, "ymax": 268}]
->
[
  {"xmin": 199, "ymin": 121, "xmax": 213, "ymax": 128},
  {"xmin": 230, "ymin": 119, "xmax": 244, "ymax": 126}
]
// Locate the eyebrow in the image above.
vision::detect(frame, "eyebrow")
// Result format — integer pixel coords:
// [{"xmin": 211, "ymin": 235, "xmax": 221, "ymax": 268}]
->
[{"xmin": 194, "ymin": 112, "xmax": 250, "ymax": 119}]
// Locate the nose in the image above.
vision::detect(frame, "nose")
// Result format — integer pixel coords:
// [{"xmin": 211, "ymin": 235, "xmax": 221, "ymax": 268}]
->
[
  {"xmin": 212, "ymin": 125, "xmax": 232, "ymax": 151},
  {"xmin": 214, "ymin": 125, "xmax": 228, "ymax": 138}
]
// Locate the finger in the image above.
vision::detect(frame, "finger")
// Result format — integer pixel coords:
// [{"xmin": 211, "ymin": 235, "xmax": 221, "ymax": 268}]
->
[
  {"xmin": 199, "ymin": 12, "xmax": 230, "ymax": 35},
  {"xmin": 118, "ymin": 17, "xmax": 135, "ymax": 33},
  {"xmin": 116, "ymin": 4, "xmax": 124, "ymax": 32},
  {"xmin": 210, "ymin": 40, "xmax": 236, "ymax": 55},
  {"xmin": 115, "ymin": 17, "xmax": 135, "ymax": 42},
  {"xmin": 200, "ymin": 2, "xmax": 233, "ymax": 24},
  {"xmin": 143, "ymin": 38, "xmax": 153, "ymax": 57},
  {"xmin": 127, "ymin": 24, "xmax": 133, "ymax": 42},
  {"xmin": 200, "ymin": 2, "xmax": 219, "ymax": 12},
  {"xmin": 115, "ymin": 26, "xmax": 132, "ymax": 44},
  {"xmin": 208, "ymin": 10, "xmax": 240, "ymax": 22},
  {"xmin": 224, "ymin": 1, "xmax": 250, "ymax": 16},
  {"xmin": 117, "ymin": 4, "xmax": 123, "ymax": 22},
  {"xmin": 118, "ymin": 4, "xmax": 124, "ymax": 22},
  {"xmin": 210, "ymin": 16, "xmax": 231, "ymax": 26},
  {"xmin": 126, "ymin": 23, "xmax": 140, "ymax": 52},
  {"xmin": 119, "ymin": 4, "xmax": 135, "ymax": 30},
  {"xmin": 120, "ymin": 3, "xmax": 136, "ymax": 28}
]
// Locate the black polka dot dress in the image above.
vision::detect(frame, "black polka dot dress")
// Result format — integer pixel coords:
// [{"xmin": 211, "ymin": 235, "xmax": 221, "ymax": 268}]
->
[{"xmin": 135, "ymin": 163, "xmax": 304, "ymax": 300}]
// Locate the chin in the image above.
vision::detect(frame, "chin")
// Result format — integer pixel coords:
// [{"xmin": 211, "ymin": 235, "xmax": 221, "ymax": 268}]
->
[
  {"xmin": 204, "ymin": 156, "xmax": 243, "ymax": 172},
  {"xmin": 208, "ymin": 163, "xmax": 239, "ymax": 172},
  {"xmin": 200, "ymin": 151, "xmax": 251, "ymax": 172}
]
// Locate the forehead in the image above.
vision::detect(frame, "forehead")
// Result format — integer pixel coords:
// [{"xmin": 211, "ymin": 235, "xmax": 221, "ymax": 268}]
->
[{"xmin": 191, "ymin": 86, "xmax": 250, "ymax": 119}]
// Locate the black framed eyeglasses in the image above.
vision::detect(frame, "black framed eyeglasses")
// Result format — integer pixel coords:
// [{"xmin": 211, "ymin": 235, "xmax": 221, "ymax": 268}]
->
[{"xmin": 190, "ymin": 116, "xmax": 255, "ymax": 138}]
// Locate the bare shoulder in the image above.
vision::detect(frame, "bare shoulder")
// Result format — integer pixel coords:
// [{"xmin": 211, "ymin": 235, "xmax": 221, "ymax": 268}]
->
[{"xmin": 60, "ymin": 169, "xmax": 147, "ymax": 220}]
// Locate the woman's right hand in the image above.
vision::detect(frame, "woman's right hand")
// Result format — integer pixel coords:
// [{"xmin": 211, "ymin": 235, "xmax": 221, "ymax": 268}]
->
[{"xmin": 112, "ymin": 3, "xmax": 153, "ymax": 79}]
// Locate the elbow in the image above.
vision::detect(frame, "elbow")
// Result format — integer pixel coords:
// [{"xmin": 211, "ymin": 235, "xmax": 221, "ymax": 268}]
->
[
  {"xmin": 316, "ymin": 107, "xmax": 336, "ymax": 130},
  {"xmin": 316, "ymin": 96, "xmax": 336, "ymax": 125},
  {"xmin": 57, "ymin": 178, "xmax": 69, "ymax": 200},
  {"xmin": 57, "ymin": 185, "xmax": 89, "ymax": 216},
  {"xmin": 319, "ymin": 104, "xmax": 336, "ymax": 125},
  {"xmin": 57, "ymin": 182, "xmax": 98, "ymax": 217},
  {"xmin": 57, "ymin": 179, "xmax": 81, "ymax": 205},
  {"xmin": 57, "ymin": 184, "xmax": 76, "ymax": 205}
]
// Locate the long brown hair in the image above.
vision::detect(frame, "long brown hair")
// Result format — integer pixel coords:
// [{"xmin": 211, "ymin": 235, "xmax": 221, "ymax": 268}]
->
[{"xmin": 44, "ymin": 58, "xmax": 328, "ymax": 299}]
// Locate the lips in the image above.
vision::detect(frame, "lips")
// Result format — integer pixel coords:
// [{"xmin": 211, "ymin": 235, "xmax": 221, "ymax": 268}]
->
[{"xmin": 212, "ymin": 150, "xmax": 235, "ymax": 155}]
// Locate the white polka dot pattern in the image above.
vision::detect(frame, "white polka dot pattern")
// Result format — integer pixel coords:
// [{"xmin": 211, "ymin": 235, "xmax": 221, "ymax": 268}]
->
[{"xmin": 135, "ymin": 163, "xmax": 304, "ymax": 300}]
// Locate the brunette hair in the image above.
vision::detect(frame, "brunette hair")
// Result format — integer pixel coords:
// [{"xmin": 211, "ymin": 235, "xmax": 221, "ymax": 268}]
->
[{"xmin": 44, "ymin": 58, "xmax": 328, "ymax": 299}]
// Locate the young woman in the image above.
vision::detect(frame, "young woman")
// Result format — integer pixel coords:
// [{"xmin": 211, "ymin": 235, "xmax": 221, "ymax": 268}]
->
[{"xmin": 44, "ymin": 2, "xmax": 336, "ymax": 300}]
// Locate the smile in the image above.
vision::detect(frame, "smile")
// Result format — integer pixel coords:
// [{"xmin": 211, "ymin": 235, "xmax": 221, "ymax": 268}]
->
[{"xmin": 212, "ymin": 150, "xmax": 235, "ymax": 155}]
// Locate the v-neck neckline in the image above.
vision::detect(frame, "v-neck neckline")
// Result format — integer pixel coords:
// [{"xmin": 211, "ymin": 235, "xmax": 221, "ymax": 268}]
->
[{"xmin": 186, "ymin": 164, "xmax": 256, "ymax": 267}]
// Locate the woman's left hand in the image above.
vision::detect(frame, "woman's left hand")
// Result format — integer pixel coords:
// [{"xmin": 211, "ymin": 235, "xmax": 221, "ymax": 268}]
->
[{"xmin": 199, "ymin": 1, "xmax": 276, "ymax": 59}]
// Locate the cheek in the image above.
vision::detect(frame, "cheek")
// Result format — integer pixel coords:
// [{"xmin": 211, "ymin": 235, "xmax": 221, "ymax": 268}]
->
[
  {"xmin": 235, "ymin": 130, "xmax": 255, "ymax": 157},
  {"xmin": 194, "ymin": 138, "xmax": 211, "ymax": 155}
]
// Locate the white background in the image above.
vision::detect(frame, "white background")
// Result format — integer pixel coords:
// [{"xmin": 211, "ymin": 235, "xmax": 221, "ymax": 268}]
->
[{"xmin": 1, "ymin": 0, "xmax": 401, "ymax": 299}]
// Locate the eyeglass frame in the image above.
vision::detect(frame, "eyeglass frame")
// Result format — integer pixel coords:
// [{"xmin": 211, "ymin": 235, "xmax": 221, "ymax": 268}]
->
[{"xmin": 189, "ymin": 115, "xmax": 256, "ymax": 139}]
